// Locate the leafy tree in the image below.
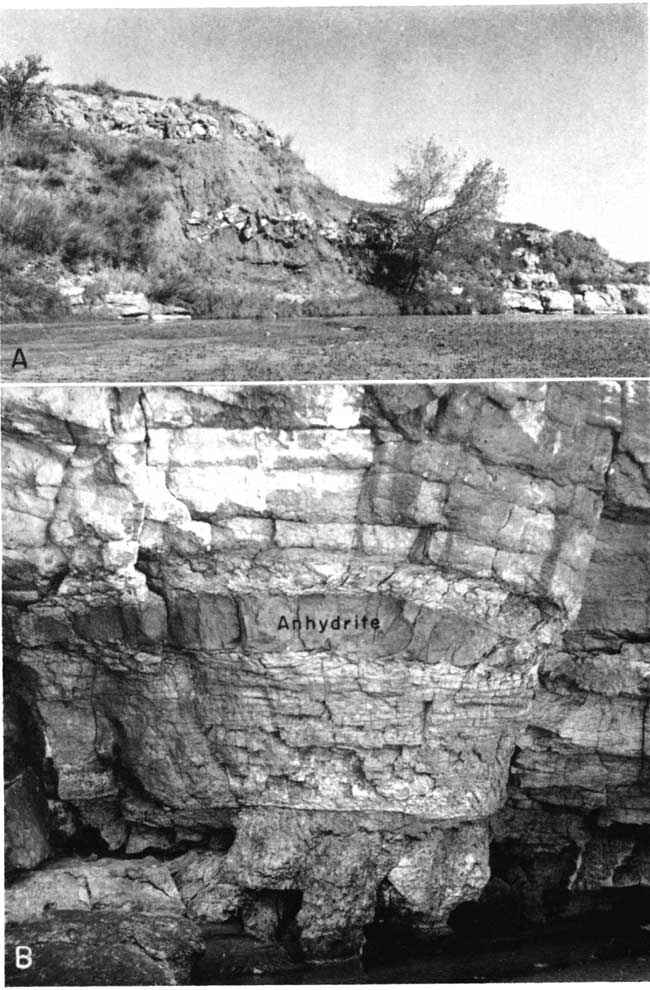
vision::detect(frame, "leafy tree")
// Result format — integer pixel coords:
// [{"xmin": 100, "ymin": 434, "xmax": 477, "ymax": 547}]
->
[
  {"xmin": 0, "ymin": 54, "xmax": 52, "ymax": 130},
  {"xmin": 388, "ymin": 137, "xmax": 508, "ymax": 295}
]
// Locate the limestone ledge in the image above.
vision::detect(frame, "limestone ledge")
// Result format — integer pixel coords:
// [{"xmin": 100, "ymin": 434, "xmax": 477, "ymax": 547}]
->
[{"xmin": 47, "ymin": 87, "xmax": 281, "ymax": 148}]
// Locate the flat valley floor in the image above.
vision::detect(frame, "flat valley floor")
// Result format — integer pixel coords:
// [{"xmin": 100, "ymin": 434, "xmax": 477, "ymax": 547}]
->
[{"xmin": 2, "ymin": 314, "xmax": 649, "ymax": 382}]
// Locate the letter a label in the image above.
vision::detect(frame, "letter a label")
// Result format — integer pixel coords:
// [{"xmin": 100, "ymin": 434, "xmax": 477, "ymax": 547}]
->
[
  {"xmin": 11, "ymin": 348, "xmax": 27, "ymax": 370},
  {"xmin": 16, "ymin": 946, "xmax": 32, "ymax": 969}
]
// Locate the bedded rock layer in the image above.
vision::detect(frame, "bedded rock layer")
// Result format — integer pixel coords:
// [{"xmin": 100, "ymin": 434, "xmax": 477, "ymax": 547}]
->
[
  {"xmin": 3, "ymin": 382, "xmax": 649, "ymax": 972},
  {"xmin": 474, "ymin": 381, "xmax": 650, "ymax": 927}
]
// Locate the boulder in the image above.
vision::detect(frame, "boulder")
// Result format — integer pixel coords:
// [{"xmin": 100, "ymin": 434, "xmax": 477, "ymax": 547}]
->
[
  {"xmin": 502, "ymin": 288, "xmax": 544, "ymax": 313},
  {"xmin": 577, "ymin": 286, "xmax": 626, "ymax": 315},
  {"xmin": 540, "ymin": 289, "xmax": 574, "ymax": 313}
]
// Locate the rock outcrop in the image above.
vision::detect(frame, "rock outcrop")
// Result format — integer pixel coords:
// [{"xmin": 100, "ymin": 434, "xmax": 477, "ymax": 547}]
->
[
  {"xmin": 46, "ymin": 87, "xmax": 279, "ymax": 148},
  {"xmin": 3, "ymin": 382, "xmax": 649, "ymax": 978},
  {"xmin": 3, "ymin": 86, "xmax": 647, "ymax": 321}
]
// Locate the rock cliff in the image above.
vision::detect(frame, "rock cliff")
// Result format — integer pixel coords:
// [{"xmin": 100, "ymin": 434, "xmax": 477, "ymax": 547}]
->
[{"xmin": 3, "ymin": 382, "xmax": 648, "ymax": 980}]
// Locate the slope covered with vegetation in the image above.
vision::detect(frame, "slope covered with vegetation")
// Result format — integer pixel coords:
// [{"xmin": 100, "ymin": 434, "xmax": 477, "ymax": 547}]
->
[{"xmin": 0, "ymin": 73, "xmax": 647, "ymax": 322}]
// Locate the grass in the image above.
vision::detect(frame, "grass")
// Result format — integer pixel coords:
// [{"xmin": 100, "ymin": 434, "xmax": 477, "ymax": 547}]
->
[{"xmin": 2, "ymin": 314, "xmax": 648, "ymax": 383}]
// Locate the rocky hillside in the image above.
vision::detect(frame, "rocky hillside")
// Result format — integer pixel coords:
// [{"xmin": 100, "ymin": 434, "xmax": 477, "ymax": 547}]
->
[
  {"xmin": 1, "ymin": 85, "xmax": 393, "ymax": 322},
  {"xmin": 0, "ymin": 85, "xmax": 647, "ymax": 321},
  {"xmin": 4, "ymin": 382, "xmax": 649, "ymax": 982}
]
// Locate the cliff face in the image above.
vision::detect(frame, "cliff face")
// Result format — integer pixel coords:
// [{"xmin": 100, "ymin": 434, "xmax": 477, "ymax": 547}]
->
[
  {"xmin": 482, "ymin": 383, "xmax": 650, "ymax": 926},
  {"xmin": 4, "ymin": 382, "xmax": 648, "ymax": 977}
]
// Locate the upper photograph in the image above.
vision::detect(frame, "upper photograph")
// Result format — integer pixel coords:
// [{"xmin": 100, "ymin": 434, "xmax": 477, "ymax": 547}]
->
[{"xmin": 0, "ymin": 4, "xmax": 648, "ymax": 383}]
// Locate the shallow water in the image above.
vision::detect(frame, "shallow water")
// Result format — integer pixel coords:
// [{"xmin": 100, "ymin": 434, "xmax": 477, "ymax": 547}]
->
[{"xmin": 194, "ymin": 923, "xmax": 650, "ymax": 984}]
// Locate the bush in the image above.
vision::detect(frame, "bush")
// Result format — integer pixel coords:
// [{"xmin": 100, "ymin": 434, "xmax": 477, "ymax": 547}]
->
[
  {"xmin": 0, "ymin": 189, "xmax": 64, "ymax": 254},
  {"xmin": 106, "ymin": 147, "xmax": 163, "ymax": 184},
  {"xmin": 0, "ymin": 54, "xmax": 51, "ymax": 131},
  {"xmin": 147, "ymin": 260, "xmax": 202, "ymax": 308},
  {"xmin": 471, "ymin": 287, "xmax": 505, "ymax": 314},
  {"xmin": 11, "ymin": 147, "xmax": 51, "ymax": 171},
  {"xmin": 43, "ymin": 170, "xmax": 67, "ymax": 190},
  {"xmin": 89, "ymin": 78, "xmax": 118, "ymax": 99},
  {"xmin": 624, "ymin": 297, "xmax": 648, "ymax": 315},
  {"xmin": 1, "ymin": 272, "xmax": 69, "ymax": 321},
  {"xmin": 60, "ymin": 222, "xmax": 108, "ymax": 266},
  {"xmin": 400, "ymin": 285, "xmax": 468, "ymax": 316},
  {"xmin": 67, "ymin": 185, "xmax": 168, "ymax": 268}
]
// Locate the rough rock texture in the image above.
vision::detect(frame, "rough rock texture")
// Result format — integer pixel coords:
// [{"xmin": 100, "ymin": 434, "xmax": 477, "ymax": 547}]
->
[
  {"xmin": 4, "ymin": 857, "xmax": 203, "ymax": 986},
  {"xmin": 539, "ymin": 288, "xmax": 575, "ymax": 314},
  {"xmin": 46, "ymin": 87, "xmax": 276, "ymax": 146},
  {"xmin": 574, "ymin": 284, "xmax": 627, "ymax": 316},
  {"xmin": 6, "ymin": 856, "xmax": 185, "ymax": 922},
  {"xmin": 479, "ymin": 381, "xmax": 650, "ymax": 925},
  {"xmin": 5, "ymin": 911, "xmax": 202, "ymax": 986},
  {"xmin": 3, "ymin": 382, "xmax": 649, "ymax": 968}
]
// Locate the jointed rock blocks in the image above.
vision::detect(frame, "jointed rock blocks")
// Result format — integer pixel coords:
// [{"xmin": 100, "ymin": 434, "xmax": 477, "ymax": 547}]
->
[{"xmin": 3, "ymin": 382, "xmax": 649, "ymax": 969}]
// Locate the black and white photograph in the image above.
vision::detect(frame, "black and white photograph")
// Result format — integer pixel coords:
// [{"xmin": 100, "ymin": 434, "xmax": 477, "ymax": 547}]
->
[
  {"xmin": 3, "ymin": 380, "xmax": 650, "ymax": 985},
  {"xmin": 2, "ymin": 3, "xmax": 650, "ymax": 989},
  {"xmin": 0, "ymin": 3, "xmax": 647, "ymax": 381}
]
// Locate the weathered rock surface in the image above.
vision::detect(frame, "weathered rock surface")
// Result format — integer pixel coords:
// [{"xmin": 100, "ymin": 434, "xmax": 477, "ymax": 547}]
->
[
  {"xmin": 46, "ymin": 87, "xmax": 273, "ymax": 147},
  {"xmin": 575, "ymin": 284, "xmax": 627, "ymax": 315},
  {"xmin": 6, "ymin": 856, "xmax": 184, "ymax": 922},
  {"xmin": 502, "ymin": 288, "xmax": 544, "ymax": 313},
  {"xmin": 5, "ymin": 911, "xmax": 202, "ymax": 986},
  {"xmin": 4, "ymin": 858, "xmax": 204, "ymax": 985},
  {"xmin": 3, "ymin": 382, "xmax": 649, "ymax": 969},
  {"xmin": 478, "ymin": 380, "xmax": 650, "ymax": 925},
  {"xmin": 539, "ymin": 288, "xmax": 575, "ymax": 314}
]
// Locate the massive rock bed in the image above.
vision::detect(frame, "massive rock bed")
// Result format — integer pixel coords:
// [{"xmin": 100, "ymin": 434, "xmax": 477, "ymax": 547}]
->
[{"xmin": 3, "ymin": 382, "xmax": 649, "ymax": 983}]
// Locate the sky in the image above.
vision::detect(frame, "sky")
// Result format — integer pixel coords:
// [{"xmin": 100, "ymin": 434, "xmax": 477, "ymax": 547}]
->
[{"xmin": 1, "ymin": 4, "xmax": 647, "ymax": 260}]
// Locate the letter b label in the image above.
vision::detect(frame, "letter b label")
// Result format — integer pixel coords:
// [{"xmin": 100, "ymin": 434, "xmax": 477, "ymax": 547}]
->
[{"xmin": 16, "ymin": 946, "xmax": 32, "ymax": 969}]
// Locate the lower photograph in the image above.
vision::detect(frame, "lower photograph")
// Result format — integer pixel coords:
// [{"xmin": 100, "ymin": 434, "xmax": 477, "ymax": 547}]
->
[{"xmin": 3, "ymin": 380, "xmax": 650, "ymax": 986}]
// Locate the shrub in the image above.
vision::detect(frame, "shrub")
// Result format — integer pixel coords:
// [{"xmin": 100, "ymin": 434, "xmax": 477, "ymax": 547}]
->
[
  {"xmin": 0, "ymin": 54, "xmax": 52, "ymax": 131},
  {"xmin": 89, "ymin": 78, "xmax": 118, "ymax": 99},
  {"xmin": 68, "ymin": 186, "xmax": 168, "ymax": 268},
  {"xmin": 83, "ymin": 274, "xmax": 111, "ymax": 304},
  {"xmin": 60, "ymin": 222, "xmax": 108, "ymax": 267},
  {"xmin": 624, "ymin": 297, "xmax": 649, "ymax": 315},
  {"xmin": 1, "ymin": 272, "xmax": 69, "ymax": 322},
  {"xmin": 147, "ymin": 260, "xmax": 202, "ymax": 308},
  {"xmin": 11, "ymin": 146, "xmax": 51, "ymax": 171},
  {"xmin": 106, "ymin": 147, "xmax": 163, "ymax": 184},
  {"xmin": 399, "ymin": 285, "xmax": 468, "ymax": 316},
  {"xmin": 43, "ymin": 170, "xmax": 67, "ymax": 190},
  {"xmin": 471, "ymin": 287, "xmax": 505, "ymax": 314},
  {"xmin": 0, "ymin": 189, "xmax": 64, "ymax": 254}
]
